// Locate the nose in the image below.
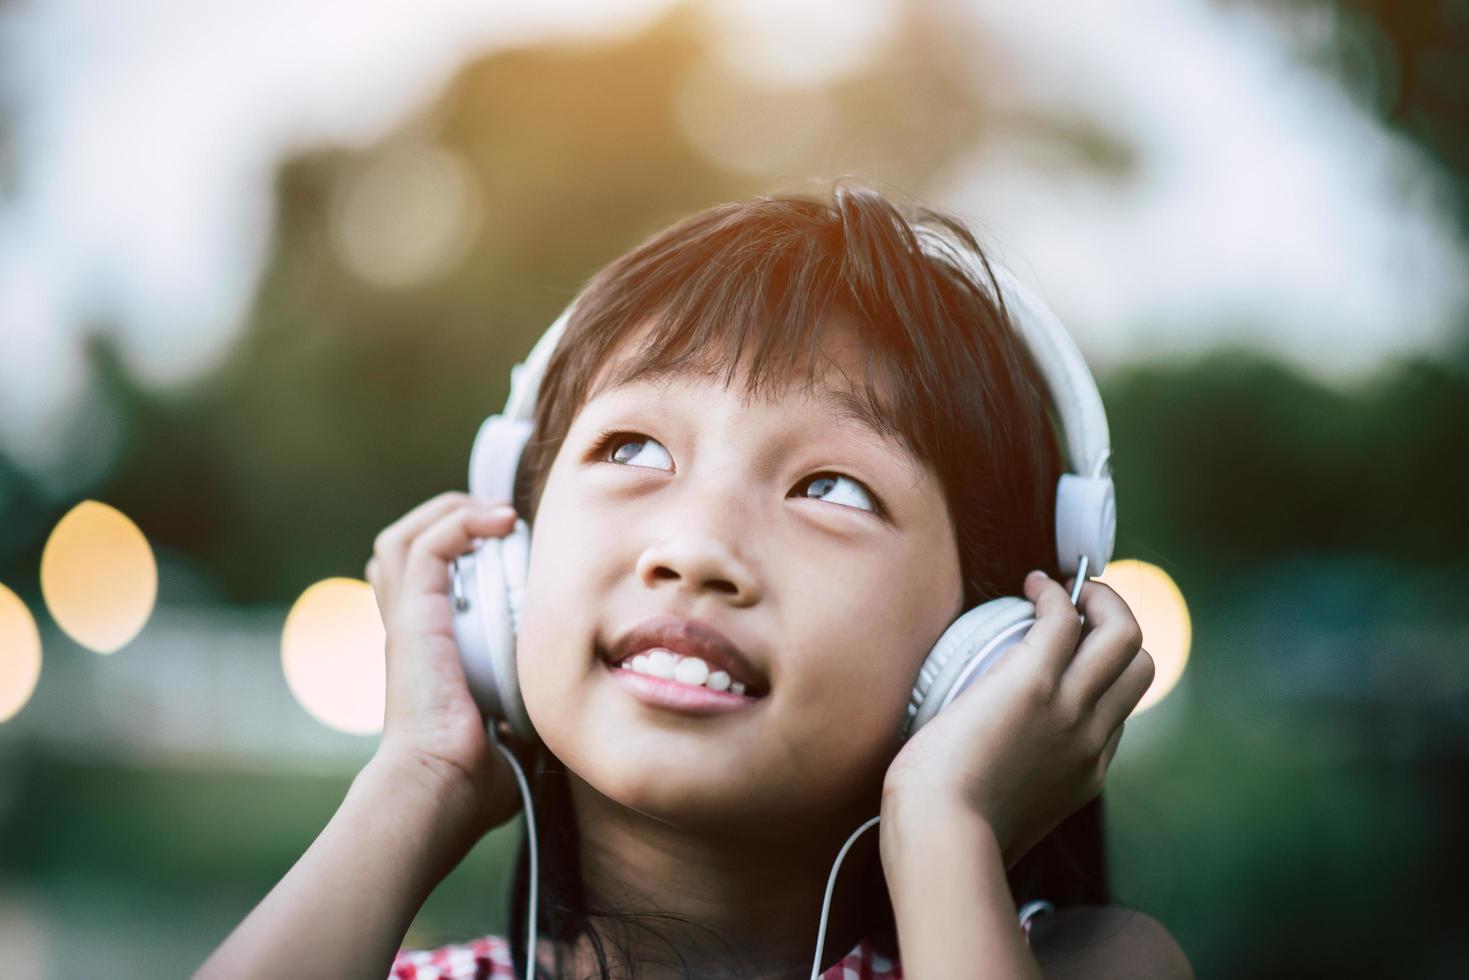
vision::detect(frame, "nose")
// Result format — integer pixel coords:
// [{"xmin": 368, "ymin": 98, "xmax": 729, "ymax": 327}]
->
[{"xmin": 634, "ymin": 485, "xmax": 762, "ymax": 606}]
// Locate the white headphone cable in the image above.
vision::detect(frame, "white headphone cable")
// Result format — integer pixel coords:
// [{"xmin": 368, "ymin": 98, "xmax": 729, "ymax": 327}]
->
[
  {"xmin": 492, "ymin": 559, "xmax": 1091, "ymax": 980},
  {"xmin": 809, "ymin": 573, "xmax": 1086, "ymax": 979},
  {"xmin": 492, "ymin": 721, "xmax": 865, "ymax": 980},
  {"xmin": 809, "ymin": 814, "xmax": 882, "ymax": 980},
  {"xmin": 489, "ymin": 725, "xmax": 540, "ymax": 980}
]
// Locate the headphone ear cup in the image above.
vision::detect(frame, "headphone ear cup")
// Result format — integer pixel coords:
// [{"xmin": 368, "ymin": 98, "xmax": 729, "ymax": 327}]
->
[
  {"xmin": 903, "ymin": 596, "xmax": 1037, "ymax": 740},
  {"xmin": 501, "ymin": 517, "xmax": 530, "ymax": 639},
  {"xmin": 495, "ymin": 516, "xmax": 533, "ymax": 740},
  {"xmin": 451, "ymin": 517, "xmax": 536, "ymax": 742}
]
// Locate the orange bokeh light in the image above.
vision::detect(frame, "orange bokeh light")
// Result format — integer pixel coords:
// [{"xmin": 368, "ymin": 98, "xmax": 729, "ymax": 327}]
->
[
  {"xmin": 40, "ymin": 501, "xmax": 157, "ymax": 654},
  {"xmin": 281, "ymin": 578, "xmax": 386, "ymax": 735},
  {"xmin": 1097, "ymin": 559, "xmax": 1192, "ymax": 715},
  {"xmin": 0, "ymin": 583, "xmax": 43, "ymax": 722}
]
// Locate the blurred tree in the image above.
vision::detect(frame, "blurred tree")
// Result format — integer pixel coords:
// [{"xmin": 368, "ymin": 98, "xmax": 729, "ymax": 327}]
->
[
  {"xmin": 0, "ymin": 446, "xmax": 48, "ymax": 582},
  {"xmin": 1105, "ymin": 348, "xmax": 1469, "ymax": 573},
  {"xmin": 8, "ymin": 4, "xmax": 1464, "ymax": 607},
  {"xmin": 2, "ymin": 8, "xmax": 1467, "ymax": 977},
  {"xmin": 74, "ymin": 6, "xmax": 988, "ymax": 603},
  {"xmin": 1260, "ymin": 0, "xmax": 1469, "ymax": 231}
]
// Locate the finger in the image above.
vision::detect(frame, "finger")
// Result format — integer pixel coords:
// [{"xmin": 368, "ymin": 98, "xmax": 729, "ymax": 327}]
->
[
  {"xmin": 401, "ymin": 503, "xmax": 518, "ymax": 599},
  {"xmin": 1060, "ymin": 576, "xmax": 1100, "ymax": 626},
  {"xmin": 373, "ymin": 491, "xmax": 476, "ymax": 565},
  {"xmin": 1020, "ymin": 571, "xmax": 1085, "ymax": 678},
  {"xmin": 373, "ymin": 493, "xmax": 494, "ymax": 601},
  {"xmin": 1060, "ymin": 581, "xmax": 1144, "ymax": 705},
  {"xmin": 1095, "ymin": 647, "xmax": 1156, "ymax": 733}
]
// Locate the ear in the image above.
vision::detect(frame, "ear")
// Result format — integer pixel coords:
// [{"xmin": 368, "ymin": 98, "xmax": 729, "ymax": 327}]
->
[{"xmin": 1028, "ymin": 905, "xmax": 1193, "ymax": 980}]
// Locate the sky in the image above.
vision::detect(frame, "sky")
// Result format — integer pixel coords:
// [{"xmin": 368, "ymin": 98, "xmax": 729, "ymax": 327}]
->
[{"xmin": 0, "ymin": 0, "xmax": 1465, "ymax": 492}]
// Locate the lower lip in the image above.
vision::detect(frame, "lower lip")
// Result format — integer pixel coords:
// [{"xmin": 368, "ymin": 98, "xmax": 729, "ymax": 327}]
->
[{"xmin": 603, "ymin": 660, "xmax": 761, "ymax": 715}]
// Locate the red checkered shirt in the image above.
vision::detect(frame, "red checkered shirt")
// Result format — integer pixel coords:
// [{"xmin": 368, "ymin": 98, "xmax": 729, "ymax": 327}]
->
[{"xmin": 389, "ymin": 933, "xmax": 903, "ymax": 979}]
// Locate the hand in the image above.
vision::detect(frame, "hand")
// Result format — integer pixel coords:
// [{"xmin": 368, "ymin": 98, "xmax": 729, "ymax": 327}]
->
[
  {"xmin": 364, "ymin": 491, "xmax": 525, "ymax": 843},
  {"xmin": 881, "ymin": 571, "xmax": 1154, "ymax": 868}
]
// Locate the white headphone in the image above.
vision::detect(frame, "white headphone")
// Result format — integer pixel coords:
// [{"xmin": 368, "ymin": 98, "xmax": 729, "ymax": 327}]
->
[
  {"xmin": 447, "ymin": 229, "xmax": 1115, "ymax": 979},
  {"xmin": 450, "ymin": 230, "xmax": 1115, "ymax": 745}
]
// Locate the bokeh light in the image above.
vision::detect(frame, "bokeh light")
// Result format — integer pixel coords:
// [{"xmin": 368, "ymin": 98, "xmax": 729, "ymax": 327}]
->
[
  {"xmin": 705, "ymin": 0, "xmax": 897, "ymax": 86},
  {"xmin": 281, "ymin": 577, "xmax": 386, "ymax": 736},
  {"xmin": 673, "ymin": 62, "xmax": 836, "ymax": 175},
  {"xmin": 0, "ymin": 583, "xmax": 43, "ymax": 723},
  {"xmin": 1097, "ymin": 558, "xmax": 1192, "ymax": 714},
  {"xmin": 328, "ymin": 141, "xmax": 483, "ymax": 290},
  {"xmin": 40, "ymin": 500, "xmax": 157, "ymax": 654}
]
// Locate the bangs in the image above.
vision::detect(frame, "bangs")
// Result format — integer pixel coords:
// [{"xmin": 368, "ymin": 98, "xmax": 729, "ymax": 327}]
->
[
  {"xmin": 568, "ymin": 194, "xmax": 950, "ymax": 465},
  {"xmin": 583, "ymin": 290, "xmax": 912, "ymax": 460}
]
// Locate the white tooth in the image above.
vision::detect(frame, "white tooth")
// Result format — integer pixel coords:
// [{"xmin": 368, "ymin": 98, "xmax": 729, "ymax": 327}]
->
[
  {"xmin": 706, "ymin": 670, "xmax": 731, "ymax": 692},
  {"xmin": 730, "ymin": 681, "xmax": 746, "ymax": 696},
  {"xmin": 619, "ymin": 660, "xmax": 632, "ymax": 669},
  {"xmin": 673, "ymin": 656, "xmax": 710, "ymax": 686},
  {"xmin": 646, "ymin": 649, "xmax": 676, "ymax": 679},
  {"xmin": 631, "ymin": 653, "xmax": 651, "ymax": 673}
]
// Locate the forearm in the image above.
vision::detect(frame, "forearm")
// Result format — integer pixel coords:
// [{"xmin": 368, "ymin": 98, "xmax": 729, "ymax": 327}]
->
[
  {"xmin": 195, "ymin": 754, "xmax": 477, "ymax": 980},
  {"xmin": 880, "ymin": 793, "xmax": 1042, "ymax": 980}
]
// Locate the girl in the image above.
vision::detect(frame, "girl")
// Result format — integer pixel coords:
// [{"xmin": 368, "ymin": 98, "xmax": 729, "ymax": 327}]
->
[{"xmin": 197, "ymin": 184, "xmax": 1190, "ymax": 979}]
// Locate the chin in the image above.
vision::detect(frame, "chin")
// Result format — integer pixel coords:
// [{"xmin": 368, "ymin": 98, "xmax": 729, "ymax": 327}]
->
[{"xmin": 564, "ymin": 737, "xmax": 779, "ymax": 833}]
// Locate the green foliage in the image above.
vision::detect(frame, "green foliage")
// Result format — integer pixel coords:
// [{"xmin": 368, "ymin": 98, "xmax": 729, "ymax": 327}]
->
[{"xmin": 1104, "ymin": 348, "xmax": 1469, "ymax": 572}]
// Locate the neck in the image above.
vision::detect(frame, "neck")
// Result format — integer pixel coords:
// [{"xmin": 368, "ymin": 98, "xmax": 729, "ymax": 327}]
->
[{"xmin": 539, "ymin": 771, "xmax": 885, "ymax": 980}]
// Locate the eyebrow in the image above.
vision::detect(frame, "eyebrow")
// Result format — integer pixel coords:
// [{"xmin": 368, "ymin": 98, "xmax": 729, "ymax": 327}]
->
[{"xmin": 590, "ymin": 360, "xmax": 903, "ymax": 450}]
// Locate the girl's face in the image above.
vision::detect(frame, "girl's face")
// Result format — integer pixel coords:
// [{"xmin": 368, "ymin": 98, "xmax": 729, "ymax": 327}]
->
[{"xmin": 515, "ymin": 315, "xmax": 964, "ymax": 838}]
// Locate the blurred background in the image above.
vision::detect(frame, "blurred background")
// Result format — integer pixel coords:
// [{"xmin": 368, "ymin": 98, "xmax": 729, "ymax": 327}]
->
[{"xmin": 1, "ymin": 0, "xmax": 1466, "ymax": 976}]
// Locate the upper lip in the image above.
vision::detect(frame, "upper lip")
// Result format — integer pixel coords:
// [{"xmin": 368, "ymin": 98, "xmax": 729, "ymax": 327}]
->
[{"xmin": 604, "ymin": 615, "xmax": 768, "ymax": 696}]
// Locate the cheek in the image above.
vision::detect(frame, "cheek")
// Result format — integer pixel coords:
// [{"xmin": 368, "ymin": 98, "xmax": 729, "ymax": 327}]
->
[
  {"xmin": 784, "ymin": 552, "xmax": 951, "ymax": 736},
  {"xmin": 514, "ymin": 519, "xmax": 600, "ymax": 737},
  {"xmin": 778, "ymin": 588, "xmax": 930, "ymax": 764},
  {"xmin": 789, "ymin": 558, "xmax": 936, "ymax": 677},
  {"xmin": 813, "ymin": 630, "xmax": 924, "ymax": 740},
  {"xmin": 518, "ymin": 458, "xmax": 603, "ymax": 632}
]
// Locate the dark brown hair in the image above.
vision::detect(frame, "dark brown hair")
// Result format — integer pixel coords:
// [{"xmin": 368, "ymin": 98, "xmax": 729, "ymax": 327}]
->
[{"xmin": 505, "ymin": 182, "xmax": 1110, "ymax": 978}]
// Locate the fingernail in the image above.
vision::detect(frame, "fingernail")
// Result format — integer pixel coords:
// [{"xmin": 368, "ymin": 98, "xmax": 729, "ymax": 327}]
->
[{"xmin": 1026, "ymin": 569, "xmax": 1046, "ymax": 582}]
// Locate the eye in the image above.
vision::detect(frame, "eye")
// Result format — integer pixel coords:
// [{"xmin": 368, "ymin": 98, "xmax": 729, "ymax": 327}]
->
[
  {"xmin": 592, "ymin": 430, "xmax": 673, "ymax": 471},
  {"xmin": 792, "ymin": 472, "xmax": 881, "ymax": 515}
]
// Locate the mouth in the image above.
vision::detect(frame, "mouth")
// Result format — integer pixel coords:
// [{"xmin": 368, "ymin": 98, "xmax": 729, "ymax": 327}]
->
[
  {"xmin": 600, "ymin": 656, "xmax": 762, "ymax": 715},
  {"xmin": 598, "ymin": 615, "xmax": 770, "ymax": 699}
]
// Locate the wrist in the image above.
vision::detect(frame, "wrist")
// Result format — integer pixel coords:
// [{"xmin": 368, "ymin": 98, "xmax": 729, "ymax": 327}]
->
[
  {"xmin": 879, "ymin": 788, "xmax": 999, "ymax": 874},
  {"xmin": 358, "ymin": 750, "xmax": 486, "ymax": 880},
  {"xmin": 878, "ymin": 791, "xmax": 1039, "ymax": 978},
  {"xmin": 367, "ymin": 743, "xmax": 472, "ymax": 806}
]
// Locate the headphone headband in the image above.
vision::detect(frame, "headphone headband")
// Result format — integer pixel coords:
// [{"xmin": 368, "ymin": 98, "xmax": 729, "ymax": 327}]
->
[
  {"xmin": 473, "ymin": 227, "xmax": 1115, "ymax": 575},
  {"xmin": 504, "ymin": 305, "xmax": 575, "ymax": 426}
]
